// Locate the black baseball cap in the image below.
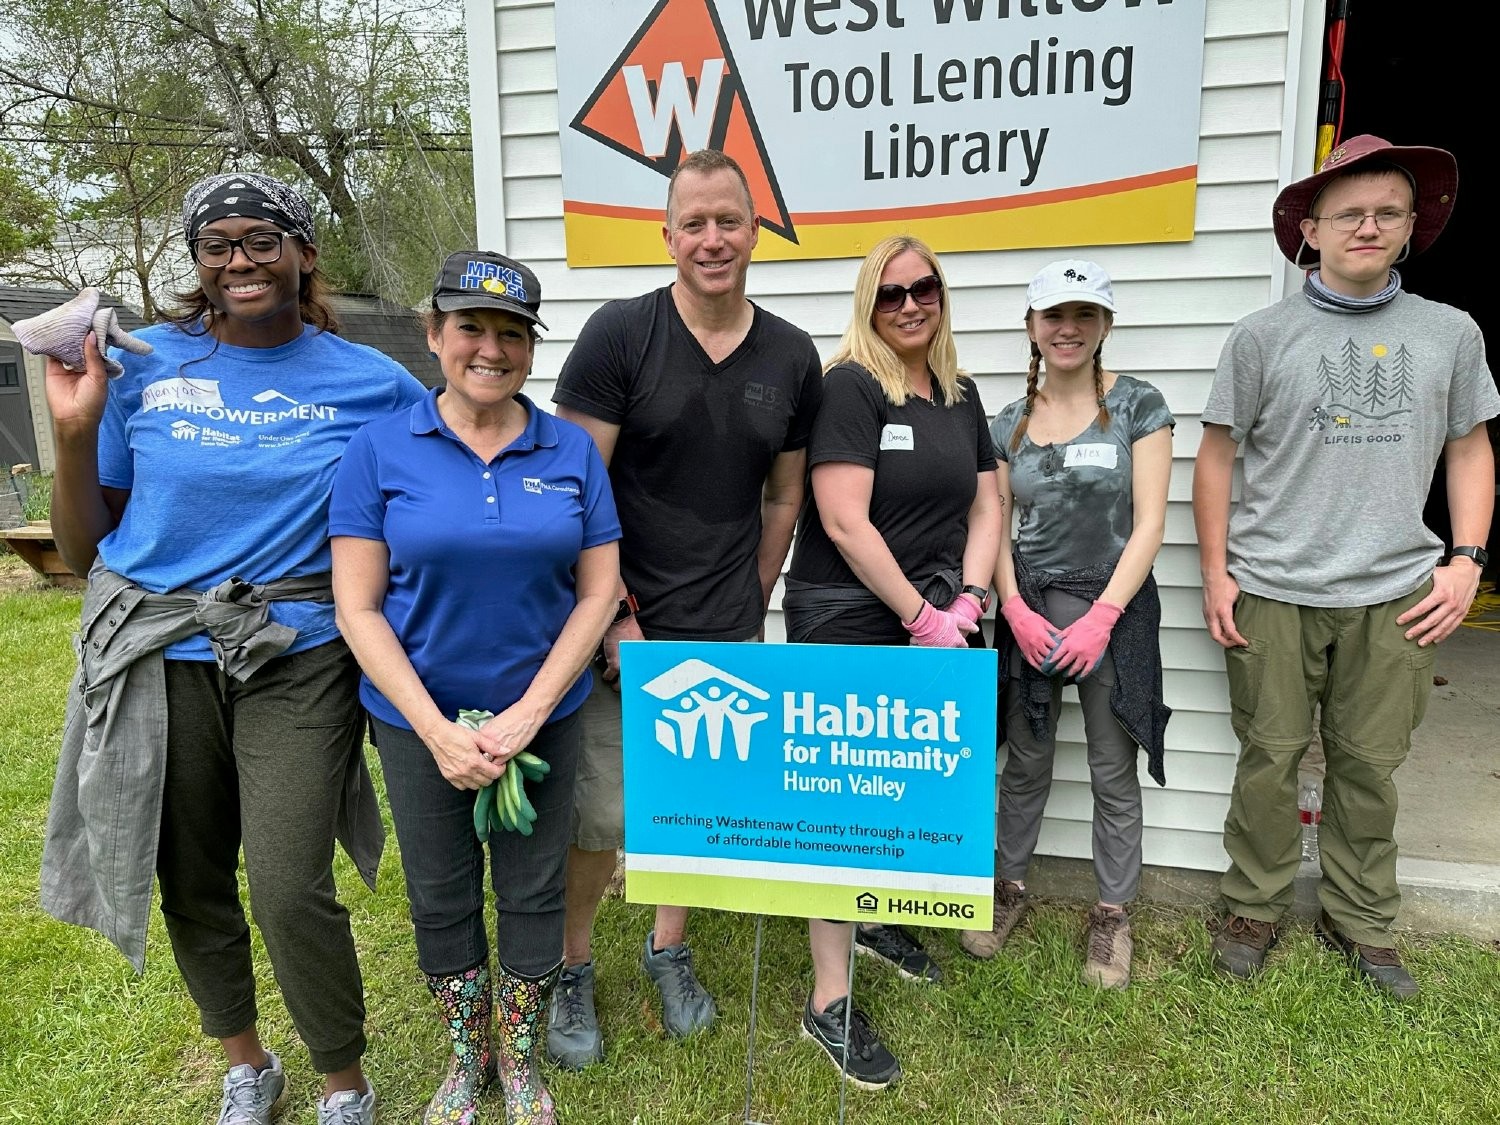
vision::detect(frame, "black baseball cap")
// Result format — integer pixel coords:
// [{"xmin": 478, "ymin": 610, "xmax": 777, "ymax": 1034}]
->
[{"xmin": 431, "ymin": 250, "xmax": 548, "ymax": 329}]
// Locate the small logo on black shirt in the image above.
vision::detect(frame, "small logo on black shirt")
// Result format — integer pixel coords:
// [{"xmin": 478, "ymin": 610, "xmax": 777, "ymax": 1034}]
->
[{"xmin": 743, "ymin": 382, "xmax": 780, "ymax": 409}]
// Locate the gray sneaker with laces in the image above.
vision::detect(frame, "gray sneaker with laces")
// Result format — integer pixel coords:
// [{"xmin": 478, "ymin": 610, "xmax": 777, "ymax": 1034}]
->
[
  {"xmin": 641, "ymin": 930, "xmax": 716, "ymax": 1037},
  {"xmin": 547, "ymin": 960, "xmax": 605, "ymax": 1068},
  {"xmin": 217, "ymin": 1052, "xmax": 287, "ymax": 1125},
  {"xmin": 316, "ymin": 1080, "xmax": 376, "ymax": 1125}
]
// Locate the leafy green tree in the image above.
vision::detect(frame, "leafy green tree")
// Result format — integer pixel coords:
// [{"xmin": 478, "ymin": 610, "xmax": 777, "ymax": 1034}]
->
[
  {"xmin": 0, "ymin": 0, "xmax": 474, "ymax": 311},
  {"xmin": 0, "ymin": 148, "xmax": 52, "ymax": 264}
]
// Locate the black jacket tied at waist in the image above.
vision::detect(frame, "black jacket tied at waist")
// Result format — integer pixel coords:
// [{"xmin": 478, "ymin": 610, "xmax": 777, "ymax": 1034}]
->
[{"xmin": 995, "ymin": 553, "xmax": 1171, "ymax": 786}]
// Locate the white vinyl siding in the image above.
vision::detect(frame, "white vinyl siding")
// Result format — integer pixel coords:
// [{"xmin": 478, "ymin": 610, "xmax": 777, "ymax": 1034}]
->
[{"xmin": 467, "ymin": 0, "xmax": 1319, "ymax": 873}]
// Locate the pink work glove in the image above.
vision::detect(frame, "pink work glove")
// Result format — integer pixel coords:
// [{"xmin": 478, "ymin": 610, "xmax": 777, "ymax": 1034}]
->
[
  {"xmin": 1000, "ymin": 595, "xmax": 1058, "ymax": 671},
  {"xmin": 1042, "ymin": 600, "xmax": 1124, "ymax": 680},
  {"xmin": 904, "ymin": 600, "xmax": 976, "ymax": 648},
  {"xmin": 950, "ymin": 592, "xmax": 985, "ymax": 628}
]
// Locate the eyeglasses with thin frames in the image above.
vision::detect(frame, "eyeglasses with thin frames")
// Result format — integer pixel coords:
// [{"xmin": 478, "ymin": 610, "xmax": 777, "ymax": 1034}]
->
[
  {"xmin": 1309, "ymin": 209, "xmax": 1413, "ymax": 233},
  {"xmin": 874, "ymin": 273, "xmax": 943, "ymax": 313},
  {"xmin": 188, "ymin": 231, "xmax": 292, "ymax": 267}
]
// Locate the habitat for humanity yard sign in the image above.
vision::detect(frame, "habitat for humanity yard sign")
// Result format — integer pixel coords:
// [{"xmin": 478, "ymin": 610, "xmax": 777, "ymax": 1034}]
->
[
  {"xmin": 554, "ymin": 0, "xmax": 1207, "ymax": 265},
  {"xmin": 620, "ymin": 641, "xmax": 998, "ymax": 929}
]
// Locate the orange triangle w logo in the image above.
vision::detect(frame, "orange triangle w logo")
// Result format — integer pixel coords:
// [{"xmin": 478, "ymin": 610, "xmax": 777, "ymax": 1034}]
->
[{"xmin": 570, "ymin": 0, "xmax": 797, "ymax": 243}]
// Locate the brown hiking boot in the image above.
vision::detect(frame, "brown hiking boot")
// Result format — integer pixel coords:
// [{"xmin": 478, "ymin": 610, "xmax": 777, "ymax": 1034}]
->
[
  {"xmin": 960, "ymin": 879, "xmax": 1028, "ymax": 960},
  {"xmin": 1210, "ymin": 914, "xmax": 1278, "ymax": 978},
  {"xmin": 1314, "ymin": 911, "xmax": 1419, "ymax": 1000},
  {"xmin": 1081, "ymin": 905, "xmax": 1133, "ymax": 990}
]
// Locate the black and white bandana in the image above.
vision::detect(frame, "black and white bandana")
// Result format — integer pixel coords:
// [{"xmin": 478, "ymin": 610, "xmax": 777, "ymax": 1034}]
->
[{"xmin": 181, "ymin": 172, "xmax": 316, "ymax": 245}]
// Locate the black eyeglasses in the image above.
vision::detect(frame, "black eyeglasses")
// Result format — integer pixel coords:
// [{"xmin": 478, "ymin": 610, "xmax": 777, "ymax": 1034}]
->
[
  {"xmin": 874, "ymin": 274, "xmax": 943, "ymax": 313},
  {"xmin": 188, "ymin": 231, "xmax": 292, "ymax": 267}
]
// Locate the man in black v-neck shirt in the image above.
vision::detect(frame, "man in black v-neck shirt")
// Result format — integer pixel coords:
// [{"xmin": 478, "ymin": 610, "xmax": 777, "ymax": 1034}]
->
[{"xmin": 547, "ymin": 150, "xmax": 822, "ymax": 1068}]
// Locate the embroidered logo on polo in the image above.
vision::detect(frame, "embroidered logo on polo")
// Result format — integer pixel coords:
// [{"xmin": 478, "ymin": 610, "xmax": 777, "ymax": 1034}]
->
[
  {"xmin": 1304, "ymin": 336, "xmax": 1416, "ymax": 446},
  {"xmin": 522, "ymin": 477, "xmax": 581, "ymax": 497}
]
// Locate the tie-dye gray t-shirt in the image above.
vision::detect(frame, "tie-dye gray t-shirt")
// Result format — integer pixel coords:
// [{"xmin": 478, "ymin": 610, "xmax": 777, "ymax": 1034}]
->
[{"xmin": 990, "ymin": 374, "xmax": 1174, "ymax": 574}]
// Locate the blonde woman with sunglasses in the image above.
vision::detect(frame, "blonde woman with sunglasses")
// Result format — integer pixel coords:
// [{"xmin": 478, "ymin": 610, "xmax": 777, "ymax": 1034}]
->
[{"xmin": 783, "ymin": 233, "xmax": 1000, "ymax": 1089}]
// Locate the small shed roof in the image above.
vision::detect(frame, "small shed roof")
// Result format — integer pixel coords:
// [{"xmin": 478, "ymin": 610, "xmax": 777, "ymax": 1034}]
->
[
  {"xmin": 330, "ymin": 293, "xmax": 441, "ymax": 388},
  {"xmin": 0, "ymin": 287, "xmax": 148, "ymax": 332}
]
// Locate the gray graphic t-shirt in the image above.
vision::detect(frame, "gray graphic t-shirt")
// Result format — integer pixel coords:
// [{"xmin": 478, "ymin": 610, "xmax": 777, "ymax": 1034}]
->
[
  {"xmin": 1202, "ymin": 290, "xmax": 1500, "ymax": 607},
  {"xmin": 991, "ymin": 374, "xmax": 1174, "ymax": 574}
]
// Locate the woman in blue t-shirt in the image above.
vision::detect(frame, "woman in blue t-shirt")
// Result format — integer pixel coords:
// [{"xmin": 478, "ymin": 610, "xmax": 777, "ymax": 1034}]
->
[
  {"xmin": 967, "ymin": 259, "xmax": 1174, "ymax": 991},
  {"xmin": 330, "ymin": 250, "xmax": 621, "ymax": 1125},
  {"xmin": 37, "ymin": 172, "xmax": 427, "ymax": 1123}
]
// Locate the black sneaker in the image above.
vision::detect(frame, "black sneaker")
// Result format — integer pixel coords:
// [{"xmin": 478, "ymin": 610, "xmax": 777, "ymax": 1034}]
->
[
  {"xmin": 853, "ymin": 924, "xmax": 941, "ymax": 983},
  {"xmin": 800, "ymin": 995, "xmax": 901, "ymax": 1091}
]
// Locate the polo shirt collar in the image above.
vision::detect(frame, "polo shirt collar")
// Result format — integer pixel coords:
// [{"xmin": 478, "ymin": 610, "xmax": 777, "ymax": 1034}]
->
[{"xmin": 409, "ymin": 388, "xmax": 559, "ymax": 451}]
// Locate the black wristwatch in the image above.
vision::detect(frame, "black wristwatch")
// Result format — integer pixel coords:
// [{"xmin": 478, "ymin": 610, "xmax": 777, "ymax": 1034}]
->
[
  {"xmin": 961, "ymin": 584, "xmax": 992, "ymax": 612},
  {"xmin": 1450, "ymin": 545, "xmax": 1489, "ymax": 569},
  {"xmin": 612, "ymin": 594, "xmax": 640, "ymax": 624}
]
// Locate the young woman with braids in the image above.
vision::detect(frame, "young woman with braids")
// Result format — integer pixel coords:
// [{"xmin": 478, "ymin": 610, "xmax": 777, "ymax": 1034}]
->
[{"xmin": 960, "ymin": 260, "xmax": 1173, "ymax": 990}]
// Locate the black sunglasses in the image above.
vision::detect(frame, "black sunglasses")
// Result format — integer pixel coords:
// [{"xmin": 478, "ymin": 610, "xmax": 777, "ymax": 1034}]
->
[{"xmin": 874, "ymin": 274, "xmax": 943, "ymax": 313}]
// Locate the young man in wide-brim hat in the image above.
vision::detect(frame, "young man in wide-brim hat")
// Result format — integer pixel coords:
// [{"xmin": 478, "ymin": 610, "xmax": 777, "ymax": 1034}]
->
[{"xmin": 1193, "ymin": 135, "xmax": 1499, "ymax": 998}]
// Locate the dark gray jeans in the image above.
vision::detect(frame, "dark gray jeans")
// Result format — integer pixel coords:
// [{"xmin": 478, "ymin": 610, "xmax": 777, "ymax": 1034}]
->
[
  {"xmin": 997, "ymin": 587, "xmax": 1144, "ymax": 905},
  {"xmin": 157, "ymin": 640, "xmax": 368, "ymax": 1074},
  {"xmin": 372, "ymin": 708, "xmax": 581, "ymax": 977}
]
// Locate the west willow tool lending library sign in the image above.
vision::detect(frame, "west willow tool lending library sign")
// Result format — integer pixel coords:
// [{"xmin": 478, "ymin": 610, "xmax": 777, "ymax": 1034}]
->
[
  {"xmin": 555, "ymin": 0, "xmax": 1208, "ymax": 265},
  {"xmin": 619, "ymin": 642, "xmax": 999, "ymax": 929}
]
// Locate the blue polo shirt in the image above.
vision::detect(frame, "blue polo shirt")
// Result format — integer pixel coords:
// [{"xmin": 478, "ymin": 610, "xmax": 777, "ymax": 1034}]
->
[{"xmin": 329, "ymin": 390, "xmax": 621, "ymax": 729}]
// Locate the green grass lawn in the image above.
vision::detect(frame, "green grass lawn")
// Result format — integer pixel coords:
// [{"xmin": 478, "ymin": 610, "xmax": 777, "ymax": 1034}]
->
[{"xmin": 1, "ymin": 565, "xmax": 1497, "ymax": 1124}]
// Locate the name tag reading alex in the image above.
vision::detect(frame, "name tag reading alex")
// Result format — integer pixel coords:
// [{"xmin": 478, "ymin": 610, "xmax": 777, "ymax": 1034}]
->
[
  {"xmin": 880, "ymin": 424, "xmax": 914, "ymax": 451},
  {"xmin": 1064, "ymin": 443, "xmax": 1118, "ymax": 469}
]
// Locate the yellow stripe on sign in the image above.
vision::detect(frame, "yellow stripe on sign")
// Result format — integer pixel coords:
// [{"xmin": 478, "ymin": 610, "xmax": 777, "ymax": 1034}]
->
[
  {"xmin": 625, "ymin": 870, "xmax": 994, "ymax": 931},
  {"xmin": 563, "ymin": 179, "xmax": 1196, "ymax": 266}
]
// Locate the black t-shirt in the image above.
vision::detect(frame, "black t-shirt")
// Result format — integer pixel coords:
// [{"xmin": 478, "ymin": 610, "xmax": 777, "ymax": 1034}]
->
[
  {"xmin": 553, "ymin": 286, "xmax": 823, "ymax": 640},
  {"xmin": 788, "ymin": 361, "xmax": 995, "ymax": 640}
]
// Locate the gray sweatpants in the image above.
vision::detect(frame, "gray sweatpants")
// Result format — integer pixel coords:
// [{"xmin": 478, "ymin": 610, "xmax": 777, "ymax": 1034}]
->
[{"xmin": 997, "ymin": 587, "xmax": 1143, "ymax": 905}]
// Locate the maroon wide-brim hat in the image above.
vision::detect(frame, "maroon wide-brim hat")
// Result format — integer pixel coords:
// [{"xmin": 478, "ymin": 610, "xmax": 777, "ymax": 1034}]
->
[{"xmin": 1272, "ymin": 134, "xmax": 1458, "ymax": 267}]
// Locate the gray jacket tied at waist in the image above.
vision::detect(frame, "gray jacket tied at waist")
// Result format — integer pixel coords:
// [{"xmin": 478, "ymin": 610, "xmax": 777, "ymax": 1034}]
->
[{"xmin": 40, "ymin": 561, "xmax": 384, "ymax": 972}]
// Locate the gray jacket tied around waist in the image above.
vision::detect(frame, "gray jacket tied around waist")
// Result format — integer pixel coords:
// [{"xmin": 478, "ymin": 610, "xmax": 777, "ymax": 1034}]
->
[{"xmin": 39, "ymin": 561, "xmax": 384, "ymax": 972}]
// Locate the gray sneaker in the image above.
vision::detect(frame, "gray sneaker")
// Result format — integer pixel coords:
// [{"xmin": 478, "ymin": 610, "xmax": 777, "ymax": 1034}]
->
[
  {"xmin": 547, "ymin": 961, "xmax": 605, "ymax": 1068},
  {"xmin": 218, "ymin": 1052, "xmax": 287, "ymax": 1125},
  {"xmin": 641, "ymin": 930, "xmax": 716, "ymax": 1037},
  {"xmin": 316, "ymin": 1080, "xmax": 376, "ymax": 1125}
]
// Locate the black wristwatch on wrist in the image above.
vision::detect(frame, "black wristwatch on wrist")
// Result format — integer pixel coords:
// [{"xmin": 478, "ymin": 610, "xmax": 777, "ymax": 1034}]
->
[
  {"xmin": 1449, "ymin": 545, "xmax": 1489, "ymax": 569},
  {"xmin": 961, "ymin": 584, "xmax": 992, "ymax": 612},
  {"xmin": 611, "ymin": 594, "xmax": 640, "ymax": 624}
]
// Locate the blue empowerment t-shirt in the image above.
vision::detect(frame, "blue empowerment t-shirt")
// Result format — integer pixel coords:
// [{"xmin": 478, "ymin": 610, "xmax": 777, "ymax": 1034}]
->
[
  {"xmin": 990, "ymin": 374, "xmax": 1175, "ymax": 574},
  {"xmin": 97, "ymin": 321, "xmax": 428, "ymax": 660},
  {"xmin": 328, "ymin": 390, "xmax": 622, "ymax": 729}
]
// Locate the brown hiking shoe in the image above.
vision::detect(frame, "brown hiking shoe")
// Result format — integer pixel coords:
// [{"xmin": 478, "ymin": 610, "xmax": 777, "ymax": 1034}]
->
[
  {"xmin": 1314, "ymin": 911, "xmax": 1419, "ymax": 1000},
  {"xmin": 1081, "ymin": 905, "xmax": 1133, "ymax": 990},
  {"xmin": 960, "ymin": 880, "xmax": 1028, "ymax": 960},
  {"xmin": 1210, "ymin": 914, "xmax": 1278, "ymax": 978}
]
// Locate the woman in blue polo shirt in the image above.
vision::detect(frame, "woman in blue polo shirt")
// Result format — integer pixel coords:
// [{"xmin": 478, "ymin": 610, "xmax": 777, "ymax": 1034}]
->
[{"xmin": 330, "ymin": 251, "xmax": 621, "ymax": 1125}]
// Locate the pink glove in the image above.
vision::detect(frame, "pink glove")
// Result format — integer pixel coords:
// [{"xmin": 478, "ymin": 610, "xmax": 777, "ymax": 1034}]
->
[
  {"xmin": 904, "ymin": 600, "xmax": 976, "ymax": 648},
  {"xmin": 950, "ymin": 592, "xmax": 984, "ymax": 628},
  {"xmin": 1042, "ymin": 600, "xmax": 1124, "ymax": 680},
  {"xmin": 1000, "ymin": 596, "xmax": 1058, "ymax": 671}
]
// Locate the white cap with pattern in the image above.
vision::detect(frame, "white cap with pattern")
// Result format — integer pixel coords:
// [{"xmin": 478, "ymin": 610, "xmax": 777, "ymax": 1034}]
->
[{"xmin": 1026, "ymin": 259, "xmax": 1116, "ymax": 312}]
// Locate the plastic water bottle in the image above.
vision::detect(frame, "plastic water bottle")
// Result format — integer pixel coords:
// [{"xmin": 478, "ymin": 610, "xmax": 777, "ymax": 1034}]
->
[{"xmin": 1299, "ymin": 779, "xmax": 1322, "ymax": 863}]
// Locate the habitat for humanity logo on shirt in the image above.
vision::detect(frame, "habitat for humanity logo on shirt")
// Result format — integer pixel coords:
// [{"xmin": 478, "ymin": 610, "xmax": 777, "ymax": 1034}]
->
[{"xmin": 140, "ymin": 377, "xmax": 339, "ymax": 448}]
